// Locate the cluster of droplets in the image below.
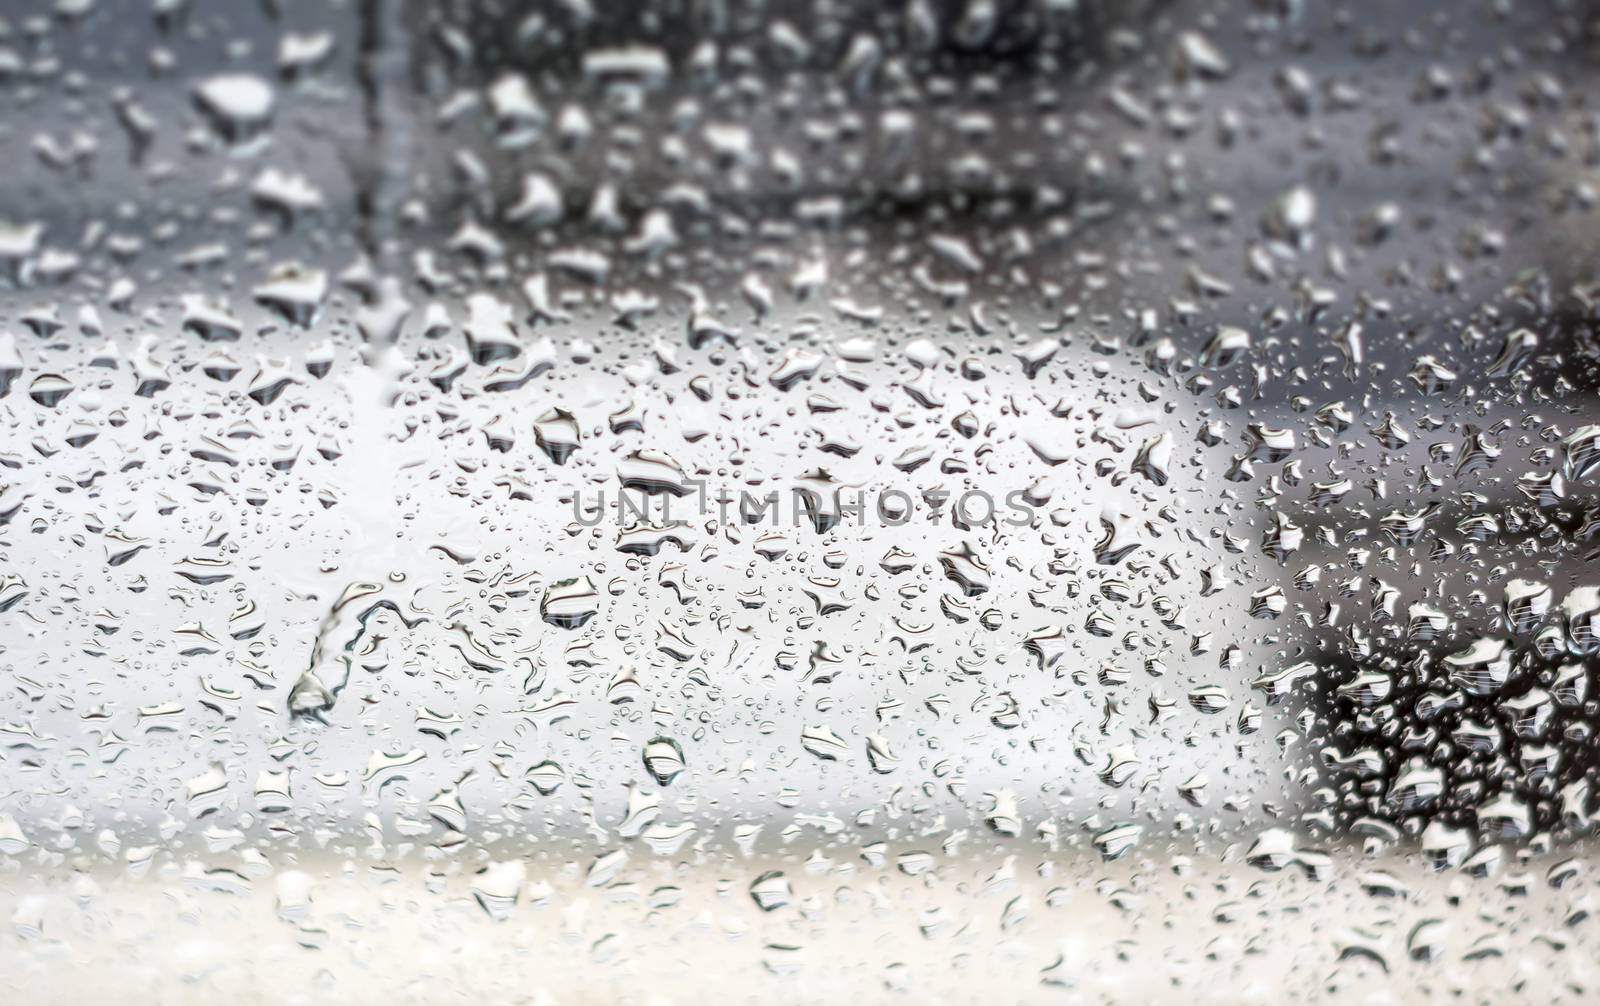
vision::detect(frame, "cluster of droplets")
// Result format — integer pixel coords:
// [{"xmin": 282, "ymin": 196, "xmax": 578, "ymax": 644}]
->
[{"xmin": 1, "ymin": 0, "xmax": 1600, "ymax": 999}]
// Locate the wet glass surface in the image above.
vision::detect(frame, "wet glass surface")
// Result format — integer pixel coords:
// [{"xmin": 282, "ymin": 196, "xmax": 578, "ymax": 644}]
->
[{"xmin": 3, "ymin": 0, "xmax": 1600, "ymax": 1001}]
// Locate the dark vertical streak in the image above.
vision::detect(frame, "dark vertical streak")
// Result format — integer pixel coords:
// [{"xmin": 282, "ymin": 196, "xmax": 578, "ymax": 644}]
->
[
  {"xmin": 352, "ymin": 0, "xmax": 384, "ymax": 259},
  {"xmin": 352, "ymin": 0, "xmax": 412, "ymax": 263}
]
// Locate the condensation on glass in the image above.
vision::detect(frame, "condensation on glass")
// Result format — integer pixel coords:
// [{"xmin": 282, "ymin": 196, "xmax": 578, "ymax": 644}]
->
[{"xmin": 1, "ymin": 0, "xmax": 1599, "ymax": 1002}]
